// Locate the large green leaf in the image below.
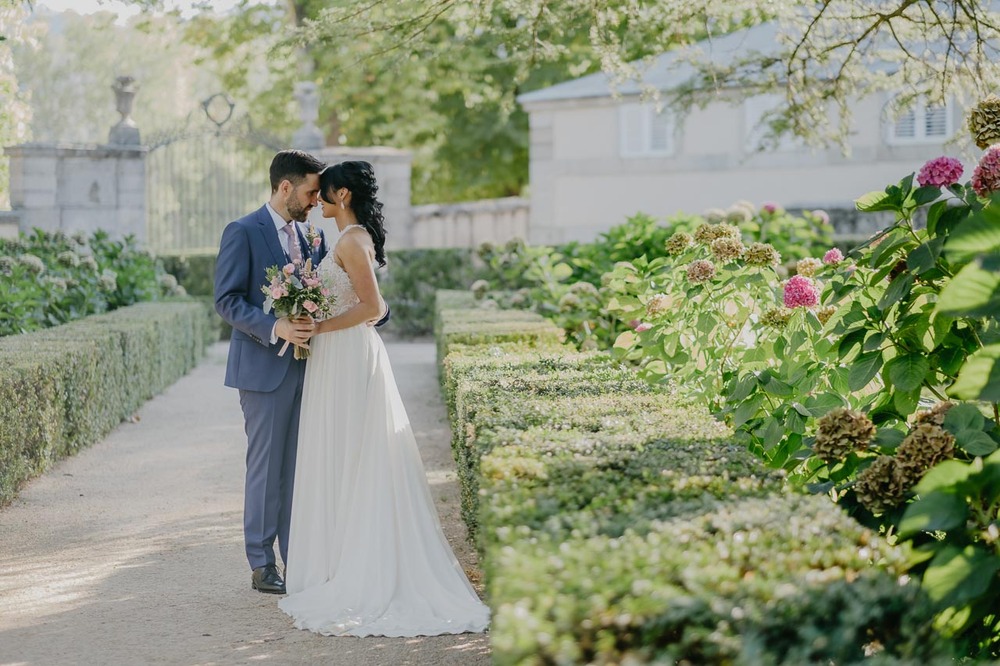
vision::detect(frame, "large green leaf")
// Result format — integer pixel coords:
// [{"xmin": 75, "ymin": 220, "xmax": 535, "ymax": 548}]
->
[
  {"xmin": 949, "ymin": 343, "xmax": 1000, "ymax": 402},
  {"xmin": 922, "ymin": 545, "xmax": 1000, "ymax": 606},
  {"xmin": 914, "ymin": 459, "xmax": 974, "ymax": 494},
  {"xmin": 936, "ymin": 257, "xmax": 1000, "ymax": 317},
  {"xmin": 849, "ymin": 351, "xmax": 883, "ymax": 391},
  {"xmin": 878, "ymin": 273, "xmax": 914, "ymax": 310},
  {"xmin": 855, "ymin": 188, "xmax": 896, "ymax": 212},
  {"xmin": 899, "ymin": 491, "xmax": 968, "ymax": 538},
  {"xmin": 956, "ymin": 429, "xmax": 998, "ymax": 456},
  {"xmin": 943, "ymin": 402, "xmax": 986, "ymax": 433},
  {"xmin": 885, "ymin": 354, "xmax": 929, "ymax": 392},
  {"xmin": 906, "ymin": 237, "xmax": 944, "ymax": 275},
  {"xmin": 945, "ymin": 203, "xmax": 1000, "ymax": 261}
]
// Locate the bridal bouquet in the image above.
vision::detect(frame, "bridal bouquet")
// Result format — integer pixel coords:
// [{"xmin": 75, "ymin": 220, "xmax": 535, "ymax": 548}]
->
[{"xmin": 261, "ymin": 259, "xmax": 334, "ymax": 360}]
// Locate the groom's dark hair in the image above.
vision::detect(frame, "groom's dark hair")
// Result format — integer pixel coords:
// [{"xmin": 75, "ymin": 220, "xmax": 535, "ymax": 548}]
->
[{"xmin": 269, "ymin": 149, "xmax": 326, "ymax": 192}]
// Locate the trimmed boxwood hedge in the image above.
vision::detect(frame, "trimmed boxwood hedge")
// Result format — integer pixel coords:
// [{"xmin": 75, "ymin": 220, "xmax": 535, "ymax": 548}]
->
[
  {"xmin": 0, "ymin": 300, "xmax": 215, "ymax": 506},
  {"xmin": 435, "ymin": 291, "xmax": 950, "ymax": 665}
]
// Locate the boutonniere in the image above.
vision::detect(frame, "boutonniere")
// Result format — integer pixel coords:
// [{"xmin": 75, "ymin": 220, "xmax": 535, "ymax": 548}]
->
[{"xmin": 305, "ymin": 223, "xmax": 323, "ymax": 252}]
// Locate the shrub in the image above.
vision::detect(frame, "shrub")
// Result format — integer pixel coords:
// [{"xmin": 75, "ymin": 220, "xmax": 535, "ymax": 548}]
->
[{"xmin": 0, "ymin": 301, "xmax": 215, "ymax": 505}]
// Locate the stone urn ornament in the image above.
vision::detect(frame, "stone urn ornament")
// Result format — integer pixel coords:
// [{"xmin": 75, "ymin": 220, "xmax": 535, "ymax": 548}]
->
[{"xmin": 109, "ymin": 75, "xmax": 140, "ymax": 145}]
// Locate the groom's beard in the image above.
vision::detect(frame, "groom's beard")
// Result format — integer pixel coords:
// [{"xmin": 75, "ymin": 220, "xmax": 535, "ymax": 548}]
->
[{"xmin": 285, "ymin": 196, "xmax": 312, "ymax": 222}]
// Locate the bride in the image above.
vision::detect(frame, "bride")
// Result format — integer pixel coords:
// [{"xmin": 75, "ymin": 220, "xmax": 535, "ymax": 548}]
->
[{"xmin": 278, "ymin": 161, "xmax": 490, "ymax": 637}]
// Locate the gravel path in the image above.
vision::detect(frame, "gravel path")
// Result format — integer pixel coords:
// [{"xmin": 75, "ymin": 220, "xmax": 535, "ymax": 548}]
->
[{"xmin": 0, "ymin": 340, "xmax": 490, "ymax": 665}]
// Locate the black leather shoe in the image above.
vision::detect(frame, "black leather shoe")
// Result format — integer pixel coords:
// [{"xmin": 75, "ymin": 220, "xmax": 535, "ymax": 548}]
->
[{"xmin": 251, "ymin": 564, "xmax": 286, "ymax": 594}]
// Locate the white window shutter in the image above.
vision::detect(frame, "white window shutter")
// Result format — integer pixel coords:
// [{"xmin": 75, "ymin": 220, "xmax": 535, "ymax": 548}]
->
[
  {"xmin": 649, "ymin": 108, "xmax": 673, "ymax": 153},
  {"xmin": 893, "ymin": 108, "xmax": 916, "ymax": 139},
  {"xmin": 620, "ymin": 104, "xmax": 645, "ymax": 157},
  {"xmin": 924, "ymin": 104, "xmax": 948, "ymax": 137}
]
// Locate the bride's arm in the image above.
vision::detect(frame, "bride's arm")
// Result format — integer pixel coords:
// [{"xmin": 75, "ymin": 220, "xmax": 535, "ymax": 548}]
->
[{"xmin": 314, "ymin": 234, "xmax": 385, "ymax": 334}]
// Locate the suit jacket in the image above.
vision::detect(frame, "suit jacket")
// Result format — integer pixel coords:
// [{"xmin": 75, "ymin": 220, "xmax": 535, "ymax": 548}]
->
[{"xmin": 214, "ymin": 205, "xmax": 328, "ymax": 392}]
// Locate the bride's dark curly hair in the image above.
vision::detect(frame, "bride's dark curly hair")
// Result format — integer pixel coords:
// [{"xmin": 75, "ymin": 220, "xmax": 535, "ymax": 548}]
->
[{"xmin": 320, "ymin": 160, "xmax": 388, "ymax": 267}]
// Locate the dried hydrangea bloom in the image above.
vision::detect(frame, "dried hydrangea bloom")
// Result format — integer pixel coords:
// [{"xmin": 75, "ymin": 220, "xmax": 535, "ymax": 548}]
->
[
  {"xmin": 813, "ymin": 408, "xmax": 876, "ymax": 463},
  {"xmin": 470, "ymin": 279, "xmax": 490, "ymax": 299},
  {"xmin": 745, "ymin": 242, "xmax": 781, "ymax": 267},
  {"xmin": 795, "ymin": 257, "xmax": 823, "ymax": 277},
  {"xmin": 854, "ymin": 456, "xmax": 909, "ymax": 514},
  {"xmin": 761, "ymin": 306, "xmax": 794, "ymax": 329},
  {"xmin": 686, "ymin": 259, "xmax": 717, "ymax": 284},
  {"xmin": 968, "ymin": 94, "xmax": 1000, "ymax": 149},
  {"xmin": 912, "ymin": 401, "xmax": 955, "ymax": 427},
  {"xmin": 645, "ymin": 293, "xmax": 671, "ymax": 317},
  {"xmin": 693, "ymin": 222, "xmax": 740, "ymax": 245},
  {"xmin": 558, "ymin": 292, "xmax": 582, "ymax": 311},
  {"xmin": 816, "ymin": 305, "xmax": 838, "ymax": 325},
  {"xmin": 665, "ymin": 232, "xmax": 693, "ymax": 255},
  {"xmin": 710, "ymin": 237, "xmax": 746, "ymax": 263},
  {"xmin": 896, "ymin": 422, "xmax": 955, "ymax": 485},
  {"xmin": 569, "ymin": 281, "xmax": 599, "ymax": 296}
]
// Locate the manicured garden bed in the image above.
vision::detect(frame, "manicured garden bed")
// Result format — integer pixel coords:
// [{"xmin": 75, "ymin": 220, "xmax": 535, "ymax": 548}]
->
[
  {"xmin": 436, "ymin": 290, "xmax": 948, "ymax": 664},
  {"xmin": 0, "ymin": 301, "xmax": 216, "ymax": 506}
]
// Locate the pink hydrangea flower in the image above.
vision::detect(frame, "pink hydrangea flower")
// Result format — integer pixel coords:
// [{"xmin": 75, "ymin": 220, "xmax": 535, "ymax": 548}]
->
[
  {"xmin": 628, "ymin": 319, "xmax": 642, "ymax": 329},
  {"xmin": 917, "ymin": 156, "xmax": 964, "ymax": 188},
  {"xmin": 811, "ymin": 209, "xmax": 830, "ymax": 225},
  {"xmin": 822, "ymin": 248, "xmax": 844, "ymax": 265},
  {"xmin": 972, "ymin": 145, "xmax": 1000, "ymax": 197},
  {"xmin": 761, "ymin": 201, "xmax": 781, "ymax": 214},
  {"xmin": 783, "ymin": 275, "xmax": 820, "ymax": 309},
  {"xmin": 302, "ymin": 300, "xmax": 318, "ymax": 313},
  {"xmin": 635, "ymin": 322, "xmax": 653, "ymax": 332}
]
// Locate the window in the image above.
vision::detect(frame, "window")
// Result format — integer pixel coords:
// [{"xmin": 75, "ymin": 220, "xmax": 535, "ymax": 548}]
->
[
  {"xmin": 744, "ymin": 94, "xmax": 801, "ymax": 152},
  {"xmin": 887, "ymin": 97, "xmax": 952, "ymax": 144},
  {"xmin": 619, "ymin": 102, "xmax": 675, "ymax": 157}
]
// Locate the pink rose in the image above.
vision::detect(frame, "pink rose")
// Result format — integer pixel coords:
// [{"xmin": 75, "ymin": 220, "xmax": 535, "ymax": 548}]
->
[
  {"xmin": 635, "ymin": 322, "xmax": 653, "ymax": 332},
  {"xmin": 321, "ymin": 288, "xmax": 331, "ymax": 297},
  {"xmin": 302, "ymin": 300, "xmax": 318, "ymax": 313},
  {"xmin": 282, "ymin": 263, "xmax": 295, "ymax": 275},
  {"xmin": 271, "ymin": 287, "xmax": 286, "ymax": 299},
  {"xmin": 822, "ymin": 248, "xmax": 844, "ymax": 265},
  {"xmin": 312, "ymin": 236, "xmax": 322, "ymax": 248}
]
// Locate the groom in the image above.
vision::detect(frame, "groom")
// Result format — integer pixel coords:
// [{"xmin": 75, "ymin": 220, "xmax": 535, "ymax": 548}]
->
[{"xmin": 215, "ymin": 150, "xmax": 335, "ymax": 594}]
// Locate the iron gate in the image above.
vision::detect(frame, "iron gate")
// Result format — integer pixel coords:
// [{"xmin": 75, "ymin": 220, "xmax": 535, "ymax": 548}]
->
[{"xmin": 146, "ymin": 94, "xmax": 284, "ymax": 254}]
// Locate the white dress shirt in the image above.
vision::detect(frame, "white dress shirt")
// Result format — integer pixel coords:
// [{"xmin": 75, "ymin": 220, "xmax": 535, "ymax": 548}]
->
[{"xmin": 265, "ymin": 202, "xmax": 301, "ymax": 344}]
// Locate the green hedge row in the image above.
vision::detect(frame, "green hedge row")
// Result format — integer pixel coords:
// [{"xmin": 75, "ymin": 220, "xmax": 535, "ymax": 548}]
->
[
  {"xmin": 434, "ymin": 290, "xmax": 949, "ymax": 665},
  {"xmin": 0, "ymin": 300, "xmax": 216, "ymax": 506}
]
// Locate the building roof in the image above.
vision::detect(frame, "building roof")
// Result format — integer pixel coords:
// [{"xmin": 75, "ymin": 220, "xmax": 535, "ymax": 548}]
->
[{"xmin": 517, "ymin": 23, "xmax": 780, "ymax": 106}]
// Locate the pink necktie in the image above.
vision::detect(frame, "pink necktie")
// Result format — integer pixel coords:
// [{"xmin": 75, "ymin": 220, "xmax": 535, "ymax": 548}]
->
[{"xmin": 281, "ymin": 223, "xmax": 303, "ymax": 265}]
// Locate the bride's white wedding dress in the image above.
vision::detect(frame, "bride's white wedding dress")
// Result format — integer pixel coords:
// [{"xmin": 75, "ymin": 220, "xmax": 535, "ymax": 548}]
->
[{"xmin": 278, "ymin": 226, "xmax": 490, "ymax": 637}]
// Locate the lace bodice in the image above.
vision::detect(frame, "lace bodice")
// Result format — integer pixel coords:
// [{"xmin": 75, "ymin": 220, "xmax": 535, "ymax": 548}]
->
[{"xmin": 317, "ymin": 225, "xmax": 365, "ymax": 318}]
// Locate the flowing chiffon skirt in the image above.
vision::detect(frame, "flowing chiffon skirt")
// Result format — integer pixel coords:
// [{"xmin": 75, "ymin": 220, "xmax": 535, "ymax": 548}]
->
[{"xmin": 278, "ymin": 323, "xmax": 490, "ymax": 637}]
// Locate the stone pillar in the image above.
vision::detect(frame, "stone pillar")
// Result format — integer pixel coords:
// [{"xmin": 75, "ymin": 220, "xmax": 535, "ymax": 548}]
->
[
  {"xmin": 309, "ymin": 146, "xmax": 414, "ymax": 250},
  {"xmin": 4, "ymin": 75, "xmax": 147, "ymax": 242},
  {"xmin": 5, "ymin": 143, "xmax": 147, "ymax": 242},
  {"xmin": 292, "ymin": 82, "xmax": 325, "ymax": 151}
]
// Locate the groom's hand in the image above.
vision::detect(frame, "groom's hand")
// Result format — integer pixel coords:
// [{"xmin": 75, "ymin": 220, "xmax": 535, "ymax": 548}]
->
[{"xmin": 276, "ymin": 316, "xmax": 315, "ymax": 346}]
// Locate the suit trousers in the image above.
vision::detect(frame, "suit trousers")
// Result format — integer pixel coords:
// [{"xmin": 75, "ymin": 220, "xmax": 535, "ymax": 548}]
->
[{"xmin": 238, "ymin": 359, "xmax": 307, "ymax": 570}]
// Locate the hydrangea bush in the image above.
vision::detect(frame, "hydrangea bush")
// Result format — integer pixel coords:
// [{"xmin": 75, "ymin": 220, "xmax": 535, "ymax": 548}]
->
[{"xmin": 0, "ymin": 229, "xmax": 185, "ymax": 337}]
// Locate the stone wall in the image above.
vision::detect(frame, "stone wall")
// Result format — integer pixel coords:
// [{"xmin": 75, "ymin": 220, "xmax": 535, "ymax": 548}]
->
[{"xmin": 5, "ymin": 143, "xmax": 146, "ymax": 241}]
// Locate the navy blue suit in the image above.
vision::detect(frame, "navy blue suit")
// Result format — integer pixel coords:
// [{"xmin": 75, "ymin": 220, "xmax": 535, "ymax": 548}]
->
[{"xmin": 214, "ymin": 205, "xmax": 328, "ymax": 570}]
